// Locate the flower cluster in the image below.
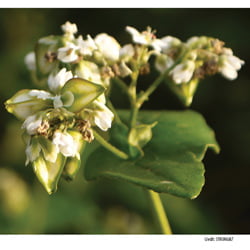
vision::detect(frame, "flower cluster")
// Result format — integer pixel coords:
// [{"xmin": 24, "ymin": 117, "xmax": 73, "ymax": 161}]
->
[
  {"xmin": 153, "ymin": 35, "xmax": 244, "ymax": 105},
  {"xmin": 5, "ymin": 22, "xmax": 119, "ymax": 194},
  {"xmin": 5, "ymin": 22, "xmax": 244, "ymax": 194}
]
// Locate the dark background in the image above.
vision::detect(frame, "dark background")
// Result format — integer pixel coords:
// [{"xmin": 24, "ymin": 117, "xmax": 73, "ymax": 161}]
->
[{"xmin": 0, "ymin": 8, "xmax": 250, "ymax": 234}]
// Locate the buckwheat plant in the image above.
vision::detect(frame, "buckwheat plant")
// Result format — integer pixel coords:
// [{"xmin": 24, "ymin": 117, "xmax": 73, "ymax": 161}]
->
[{"xmin": 5, "ymin": 22, "xmax": 244, "ymax": 234}]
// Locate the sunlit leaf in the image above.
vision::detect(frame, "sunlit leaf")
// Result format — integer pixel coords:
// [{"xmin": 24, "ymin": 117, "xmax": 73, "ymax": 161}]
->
[{"xmin": 84, "ymin": 110, "xmax": 219, "ymax": 199}]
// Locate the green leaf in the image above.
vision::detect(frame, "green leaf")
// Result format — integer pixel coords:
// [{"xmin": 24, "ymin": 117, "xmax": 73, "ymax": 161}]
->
[
  {"xmin": 61, "ymin": 78, "xmax": 105, "ymax": 112},
  {"xmin": 84, "ymin": 110, "xmax": 220, "ymax": 199}
]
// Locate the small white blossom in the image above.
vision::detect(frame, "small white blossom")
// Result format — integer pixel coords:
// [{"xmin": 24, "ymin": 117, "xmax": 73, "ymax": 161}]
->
[
  {"xmin": 93, "ymin": 101, "xmax": 114, "ymax": 131},
  {"xmin": 83, "ymin": 98, "xmax": 114, "ymax": 131},
  {"xmin": 155, "ymin": 54, "xmax": 174, "ymax": 73},
  {"xmin": 24, "ymin": 52, "xmax": 36, "ymax": 71},
  {"xmin": 170, "ymin": 60, "xmax": 196, "ymax": 84},
  {"xmin": 61, "ymin": 21, "xmax": 78, "ymax": 39},
  {"xmin": 219, "ymin": 48, "xmax": 244, "ymax": 80},
  {"xmin": 77, "ymin": 35, "xmax": 97, "ymax": 56},
  {"xmin": 119, "ymin": 44, "xmax": 135, "ymax": 62},
  {"xmin": 22, "ymin": 114, "xmax": 42, "ymax": 135},
  {"xmin": 126, "ymin": 26, "xmax": 162, "ymax": 51},
  {"xmin": 48, "ymin": 68, "xmax": 73, "ymax": 93},
  {"xmin": 75, "ymin": 61, "xmax": 102, "ymax": 84},
  {"xmin": 157, "ymin": 36, "xmax": 181, "ymax": 54},
  {"xmin": 53, "ymin": 131, "xmax": 79, "ymax": 158},
  {"xmin": 57, "ymin": 42, "xmax": 79, "ymax": 63},
  {"xmin": 94, "ymin": 33, "xmax": 121, "ymax": 62}
]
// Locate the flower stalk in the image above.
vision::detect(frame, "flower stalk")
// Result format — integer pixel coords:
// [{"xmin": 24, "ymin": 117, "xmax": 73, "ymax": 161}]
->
[{"xmin": 148, "ymin": 190, "xmax": 172, "ymax": 234}]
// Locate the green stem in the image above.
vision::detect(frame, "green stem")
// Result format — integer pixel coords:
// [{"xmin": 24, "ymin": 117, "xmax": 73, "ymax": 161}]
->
[
  {"xmin": 129, "ymin": 106, "xmax": 139, "ymax": 128},
  {"xmin": 148, "ymin": 190, "xmax": 172, "ymax": 234},
  {"xmin": 93, "ymin": 130, "xmax": 129, "ymax": 160},
  {"xmin": 137, "ymin": 56, "xmax": 185, "ymax": 108},
  {"xmin": 128, "ymin": 71, "xmax": 140, "ymax": 128}
]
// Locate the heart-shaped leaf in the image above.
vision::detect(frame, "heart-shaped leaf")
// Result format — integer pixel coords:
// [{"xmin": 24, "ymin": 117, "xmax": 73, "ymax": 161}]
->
[{"xmin": 84, "ymin": 110, "xmax": 219, "ymax": 199}]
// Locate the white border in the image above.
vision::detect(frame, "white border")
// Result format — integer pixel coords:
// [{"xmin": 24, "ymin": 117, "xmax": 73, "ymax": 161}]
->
[{"xmin": 0, "ymin": 235, "xmax": 248, "ymax": 250}]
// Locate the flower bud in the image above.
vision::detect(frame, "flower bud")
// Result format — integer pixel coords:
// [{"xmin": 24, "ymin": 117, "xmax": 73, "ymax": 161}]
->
[
  {"xmin": 35, "ymin": 35, "xmax": 61, "ymax": 76},
  {"xmin": 128, "ymin": 122, "xmax": 157, "ymax": 158},
  {"xmin": 5, "ymin": 89, "xmax": 53, "ymax": 120},
  {"xmin": 61, "ymin": 78, "xmax": 105, "ymax": 112},
  {"xmin": 33, "ymin": 153, "xmax": 65, "ymax": 194}
]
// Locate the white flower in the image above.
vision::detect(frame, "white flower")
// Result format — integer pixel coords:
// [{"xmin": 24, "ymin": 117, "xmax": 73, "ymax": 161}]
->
[
  {"xmin": 57, "ymin": 42, "xmax": 79, "ymax": 63},
  {"xmin": 157, "ymin": 36, "xmax": 181, "ymax": 54},
  {"xmin": 155, "ymin": 54, "xmax": 174, "ymax": 73},
  {"xmin": 83, "ymin": 98, "xmax": 114, "ymax": 131},
  {"xmin": 53, "ymin": 131, "xmax": 79, "ymax": 159},
  {"xmin": 126, "ymin": 26, "xmax": 162, "ymax": 51},
  {"xmin": 48, "ymin": 68, "xmax": 73, "ymax": 93},
  {"xmin": 75, "ymin": 61, "xmax": 102, "ymax": 84},
  {"xmin": 77, "ymin": 35, "xmax": 97, "ymax": 56},
  {"xmin": 61, "ymin": 21, "xmax": 78, "ymax": 39},
  {"xmin": 94, "ymin": 33, "xmax": 121, "ymax": 62},
  {"xmin": 219, "ymin": 48, "xmax": 244, "ymax": 80},
  {"xmin": 119, "ymin": 44, "xmax": 135, "ymax": 62},
  {"xmin": 24, "ymin": 52, "xmax": 36, "ymax": 71},
  {"xmin": 93, "ymin": 102, "xmax": 114, "ymax": 131},
  {"xmin": 170, "ymin": 60, "xmax": 196, "ymax": 84},
  {"xmin": 22, "ymin": 114, "xmax": 43, "ymax": 135}
]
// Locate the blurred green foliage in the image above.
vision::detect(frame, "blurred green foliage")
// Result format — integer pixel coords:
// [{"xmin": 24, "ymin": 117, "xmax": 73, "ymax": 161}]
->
[{"xmin": 0, "ymin": 8, "xmax": 250, "ymax": 234}]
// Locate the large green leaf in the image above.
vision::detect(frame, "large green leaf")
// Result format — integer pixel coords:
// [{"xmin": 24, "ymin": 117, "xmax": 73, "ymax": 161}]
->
[{"xmin": 84, "ymin": 110, "xmax": 220, "ymax": 199}]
